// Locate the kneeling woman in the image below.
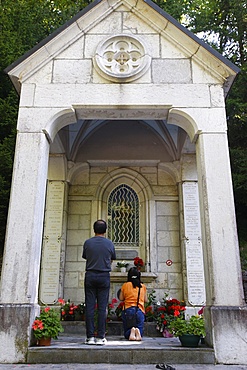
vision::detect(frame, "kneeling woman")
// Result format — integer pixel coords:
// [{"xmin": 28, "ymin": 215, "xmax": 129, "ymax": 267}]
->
[{"xmin": 119, "ymin": 267, "xmax": 148, "ymax": 341}]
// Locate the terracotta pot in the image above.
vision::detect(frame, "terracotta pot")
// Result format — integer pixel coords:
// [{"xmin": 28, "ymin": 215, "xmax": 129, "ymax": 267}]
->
[{"xmin": 38, "ymin": 337, "xmax": 51, "ymax": 346}]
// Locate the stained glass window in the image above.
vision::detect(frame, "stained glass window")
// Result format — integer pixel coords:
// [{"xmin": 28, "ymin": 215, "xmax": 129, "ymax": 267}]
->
[{"xmin": 108, "ymin": 184, "xmax": 139, "ymax": 246}]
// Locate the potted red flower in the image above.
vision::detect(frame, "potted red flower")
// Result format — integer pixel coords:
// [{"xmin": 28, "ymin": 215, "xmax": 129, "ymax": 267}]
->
[{"xmin": 32, "ymin": 307, "xmax": 63, "ymax": 346}]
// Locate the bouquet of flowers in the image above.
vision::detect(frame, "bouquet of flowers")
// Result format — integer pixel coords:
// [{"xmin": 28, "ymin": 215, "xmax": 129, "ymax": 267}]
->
[
  {"xmin": 58, "ymin": 298, "xmax": 85, "ymax": 320},
  {"xmin": 134, "ymin": 256, "xmax": 144, "ymax": 270},
  {"xmin": 107, "ymin": 298, "xmax": 118, "ymax": 318},
  {"xmin": 115, "ymin": 301, "xmax": 124, "ymax": 320},
  {"xmin": 156, "ymin": 294, "xmax": 186, "ymax": 334},
  {"xmin": 144, "ymin": 290, "xmax": 156, "ymax": 322}
]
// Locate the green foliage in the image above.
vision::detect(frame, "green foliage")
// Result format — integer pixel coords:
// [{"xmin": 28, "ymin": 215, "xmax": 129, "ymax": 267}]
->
[
  {"xmin": 0, "ymin": 0, "xmax": 93, "ymax": 254},
  {"xmin": 32, "ymin": 307, "xmax": 63, "ymax": 340},
  {"xmin": 168, "ymin": 315, "xmax": 206, "ymax": 337}
]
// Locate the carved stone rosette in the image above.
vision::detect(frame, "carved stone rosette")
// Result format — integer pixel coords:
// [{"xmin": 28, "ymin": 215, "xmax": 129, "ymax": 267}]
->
[{"xmin": 93, "ymin": 34, "xmax": 151, "ymax": 82}]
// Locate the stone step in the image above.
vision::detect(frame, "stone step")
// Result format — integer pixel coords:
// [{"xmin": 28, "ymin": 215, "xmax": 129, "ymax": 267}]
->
[
  {"xmin": 61, "ymin": 320, "xmax": 159, "ymax": 337},
  {"xmin": 27, "ymin": 332, "xmax": 215, "ymax": 365}
]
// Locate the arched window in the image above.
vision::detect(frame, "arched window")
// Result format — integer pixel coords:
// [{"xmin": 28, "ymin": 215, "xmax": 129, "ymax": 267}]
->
[{"xmin": 107, "ymin": 184, "xmax": 139, "ymax": 247}]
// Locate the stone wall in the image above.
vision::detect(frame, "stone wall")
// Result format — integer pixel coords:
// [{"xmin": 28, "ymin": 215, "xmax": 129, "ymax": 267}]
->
[{"xmin": 63, "ymin": 163, "xmax": 181, "ymax": 304}]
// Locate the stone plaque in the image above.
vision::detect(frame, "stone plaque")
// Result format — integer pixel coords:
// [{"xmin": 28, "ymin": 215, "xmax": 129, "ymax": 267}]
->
[
  {"xmin": 182, "ymin": 182, "xmax": 201, "ymax": 239},
  {"xmin": 182, "ymin": 182, "xmax": 206, "ymax": 306},
  {"xmin": 185, "ymin": 240, "xmax": 206, "ymax": 306},
  {"xmin": 116, "ymin": 250, "xmax": 138, "ymax": 260},
  {"xmin": 39, "ymin": 181, "xmax": 65, "ymax": 304}
]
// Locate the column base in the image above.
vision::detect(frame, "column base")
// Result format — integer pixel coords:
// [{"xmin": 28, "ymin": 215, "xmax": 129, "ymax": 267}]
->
[
  {"xmin": 0, "ymin": 303, "xmax": 39, "ymax": 363},
  {"xmin": 205, "ymin": 305, "xmax": 247, "ymax": 364}
]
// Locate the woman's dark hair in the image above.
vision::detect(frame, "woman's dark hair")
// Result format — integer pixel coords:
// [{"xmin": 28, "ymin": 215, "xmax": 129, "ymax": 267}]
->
[
  {"xmin": 93, "ymin": 219, "xmax": 107, "ymax": 234},
  {"xmin": 127, "ymin": 267, "xmax": 142, "ymax": 288}
]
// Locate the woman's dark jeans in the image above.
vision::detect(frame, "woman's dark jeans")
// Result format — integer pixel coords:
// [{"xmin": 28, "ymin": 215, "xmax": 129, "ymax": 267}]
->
[
  {"xmin": 121, "ymin": 306, "xmax": 145, "ymax": 339},
  {"xmin": 84, "ymin": 271, "xmax": 110, "ymax": 339}
]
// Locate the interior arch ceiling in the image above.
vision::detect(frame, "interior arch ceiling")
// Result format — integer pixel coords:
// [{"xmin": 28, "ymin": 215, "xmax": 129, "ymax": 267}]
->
[{"xmin": 51, "ymin": 119, "xmax": 195, "ymax": 162}]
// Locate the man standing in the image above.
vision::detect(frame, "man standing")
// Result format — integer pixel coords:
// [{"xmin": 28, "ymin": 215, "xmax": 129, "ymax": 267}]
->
[{"xmin": 82, "ymin": 219, "xmax": 116, "ymax": 345}]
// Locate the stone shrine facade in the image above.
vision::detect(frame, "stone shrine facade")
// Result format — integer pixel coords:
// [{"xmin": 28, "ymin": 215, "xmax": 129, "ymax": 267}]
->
[{"xmin": 0, "ymin": 0, "xmax": 246, "ymax": 364}]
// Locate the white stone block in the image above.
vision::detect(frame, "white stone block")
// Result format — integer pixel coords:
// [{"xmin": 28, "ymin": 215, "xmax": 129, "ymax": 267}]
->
[
  {"xmin": 84, "ymin": 34, "xmax": 103, "ymax": 59},
  {"xmin": 209, "ymin": 84, "xmax": 225, "ymax": 107},
  {"xmin": 142, "ymin": 173, "xmax": 157, "ymax": 185},
  {"xmin": 19, "ymin": 84, "xmax": 35, "ymax": 107},
  {"xmin": 67, "ymin": 229, "xmax": 89, "ymax": 245},
  {"xmin": 158, "ymin": 169, "xmax": 175, "ymax": 185},
  {"xmin": 90, "ymin": 172, "xmax": 106, "ymax": 184},
  {"xmin": 68, "ymin": 200, "xmax": 91, "ymax": 215},
  {"xmin": 156, "ymin": 201, "xmax": 178, "ymax": 216},
  {"xmin": 182, "ymin": 107, "xmax": 227, "ymax": 132},
  {"xmin": 57, "ymin": 38, "xmax": 85, "ymax": 59},
  {"xmin": 192, "ymin": 59, "xmax": 221, "ymax": 84},
  {"xmin": 64, "ymin": 288, "xmax": 84, "ymax": 303},
  {"xmin": 48, "ymin": 156, "xmax": 67, "ymax": 180},
  {"xmin": 64, "ymin": 272, "xmax": 79, "ymax": 288},
  {"xmin": 157, "ymin": 231, "xmax": 179, "ymax": 247},
  {"xmin": 163, "ymin": 22, "xmax": 199, "ymax": 57},
  {"xmin": 139, "ymin": 35, "xmax": 160, "ymax": 58},
  {"xmin": 92, "ymin": 65, "xmax": 151, "ymax": 83},
  {"xmin": 34, "ymin": 83, "xmax": 211, "ymax": 109},
  {"xmin": 53, "ymin": 60, "xmax": 92, "ymax": 84},
  {"xmin": 88, "ymin": 11, "xmax": 122, "ymax": 34},
  {"xmin": 168, "ymin": 273, "xmax": 183, "ymax": 289},
  {"xmin": 152, "ymin": 59, "xmax": 191, "ymax": 84},
  {"xmin": 123, "ymin": 11, "xmax": 156, "ymax": 34},
  {"xmin": 157, "ymin": 216, "xmax": 179, "ymax": 231},
  {"xmin": 65, "ymin": 245, "xmax": 78, "ymax": 261},
  {"xmin": 161, "ymin": 36, "xmax": 188, "ymax": 58},
  {"xmin": 65, "ymin": 262, "xmax": 84, "ymax": 272},
  {"xmin": 152, "ymin": 185, "xmax": 178, "ymax": 196},
  {"xmin": 181, "ymin": 155, "xmax": 197, "ymax": 181},
  {"xmin": 69, "ymin": 185, "xmax": 97, "ymax": 196},
  {"xmin": 26, "ymin": 63, "xmax": 53, "ymax": 85}
]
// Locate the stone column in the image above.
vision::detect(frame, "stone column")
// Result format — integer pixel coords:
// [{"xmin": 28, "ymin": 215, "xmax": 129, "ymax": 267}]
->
[
  {"xmin": 196, "ymin": 131, "xmax": 247, "ymax": 364},
  {"xmin": 0, "ymin": 132, "xmax": 49, "ymax": 363}
]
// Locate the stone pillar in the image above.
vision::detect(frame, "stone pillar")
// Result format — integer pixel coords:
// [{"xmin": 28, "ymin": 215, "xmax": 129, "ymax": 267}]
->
[
  {"xmin": 0, "ymin": 132, "xmax": 49, "ymax": 363},
  {"xmin": 196, "ymin": 131, "xmax": 247, "ymax": 364},
  {"xmin": 179, "ymin": 155, "xmax": 206, "ymax": 314}
]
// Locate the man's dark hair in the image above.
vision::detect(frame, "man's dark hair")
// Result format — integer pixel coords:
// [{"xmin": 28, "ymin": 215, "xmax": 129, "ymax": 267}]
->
[{"xmin": 93, "ymin": 219, "xmax": 107, "ymax": 234}]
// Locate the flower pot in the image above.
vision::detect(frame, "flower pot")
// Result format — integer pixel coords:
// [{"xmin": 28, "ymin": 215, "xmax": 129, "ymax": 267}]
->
[
  {"xmin": 37, "ymin": 337, "xmax": 51, "ymax": 346},
  {"xmin": 179, "ymin": 334, "xmax": 201, "ymax": 347},
  {"xmin": 62, "ymin": 314, "xmax": 75, "ymax": 321},
  {"xmin": 120, "ymin": 267, "xmax": 126, "ymax": 273}
]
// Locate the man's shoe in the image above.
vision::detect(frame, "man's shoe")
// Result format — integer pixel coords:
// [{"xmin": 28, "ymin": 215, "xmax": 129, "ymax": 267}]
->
[
  {"xmin": 95, "ymin": 338, "xmax": 107, "ymax": 345},
  {"xmin": 85, "ymin": 337, "xmax": 95, "ymax": 345}
]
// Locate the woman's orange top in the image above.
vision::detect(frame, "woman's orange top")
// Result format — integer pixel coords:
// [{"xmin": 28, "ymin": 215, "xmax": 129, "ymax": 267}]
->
[{"xmin": 121, "ymin": 281, "xmax": 147, "ymax": 313}]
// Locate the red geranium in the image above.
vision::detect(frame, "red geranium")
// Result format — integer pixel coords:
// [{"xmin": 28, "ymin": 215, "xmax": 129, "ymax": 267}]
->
[
  {"xmin": 134, "ymin": 256, "xmax": 144, "ymax": 267},
  {"xmin": 156, "ymin": 294, "xmax": 186, "ymax": 333}
]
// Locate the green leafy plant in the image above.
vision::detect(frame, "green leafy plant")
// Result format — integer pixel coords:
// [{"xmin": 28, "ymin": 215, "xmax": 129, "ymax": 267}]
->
[
  {"xmin": 32, "ymin": 307, "xmax": 63, "ymax": 340},
  {"xmin": 168, "ymin": 315, "xmax": 206, "ymax": 337}
]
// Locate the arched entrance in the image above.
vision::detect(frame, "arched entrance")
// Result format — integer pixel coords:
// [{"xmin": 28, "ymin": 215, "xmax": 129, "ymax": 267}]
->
[{"xmin": 40, "ymin": 109, "xmax": 197, "ymax": 304}]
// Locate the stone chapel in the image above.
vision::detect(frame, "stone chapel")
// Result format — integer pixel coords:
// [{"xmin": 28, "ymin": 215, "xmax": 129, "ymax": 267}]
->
[{"xmin": 0, "ymin": 0, "xmax": 246, "ymax": 364}]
